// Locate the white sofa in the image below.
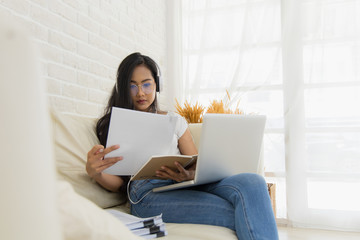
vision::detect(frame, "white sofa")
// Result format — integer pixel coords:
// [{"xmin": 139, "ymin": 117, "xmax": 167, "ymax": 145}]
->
[
  {"xmin": 51, "ymin": 110, "xmax": 239, "ymax": 240},
  {"xmin": 0, "ymin": 20, "xmax": 237, "ymax": 240}
]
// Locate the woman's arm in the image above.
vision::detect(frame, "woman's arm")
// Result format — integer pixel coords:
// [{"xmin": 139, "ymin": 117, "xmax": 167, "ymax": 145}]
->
[
  {"xmin": 86, "ymin": 144, "xmax": 124, "ymax": 192},
  {"xmin": 92, "ymin": 173, "xmax": 124, "ymax": 193},
  {"xmin": 178, "ymin": 128, "xmax": 198, "ymax": 156}
]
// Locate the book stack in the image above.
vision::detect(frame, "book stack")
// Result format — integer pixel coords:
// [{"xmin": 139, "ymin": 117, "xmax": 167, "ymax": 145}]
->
[{"xmin": 106, "ymin": 209, "xmax": 167, "ymax": 239}]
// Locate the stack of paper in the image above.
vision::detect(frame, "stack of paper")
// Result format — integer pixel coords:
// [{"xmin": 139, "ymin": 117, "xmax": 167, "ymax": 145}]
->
[{"xmin": 106, "ymin": 209, "xmax": 167, "ymax": 239}]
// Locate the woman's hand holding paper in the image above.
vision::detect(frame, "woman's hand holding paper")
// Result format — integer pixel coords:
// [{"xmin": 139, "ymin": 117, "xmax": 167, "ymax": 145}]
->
[{"xmin": 86, "ymin": 144, "xmax": 123, "ymax": 178}]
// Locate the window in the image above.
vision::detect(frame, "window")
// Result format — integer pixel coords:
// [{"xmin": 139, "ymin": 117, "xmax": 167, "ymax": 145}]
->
[{"xmin": 180, "ymin": 0, "xmax": 360, "ymax": 230}]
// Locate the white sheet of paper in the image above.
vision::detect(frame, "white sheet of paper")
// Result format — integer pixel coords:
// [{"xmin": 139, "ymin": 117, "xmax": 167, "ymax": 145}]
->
[{"xmin": 103, "ymin": 107, "xmax": 176, "ymax": 175}]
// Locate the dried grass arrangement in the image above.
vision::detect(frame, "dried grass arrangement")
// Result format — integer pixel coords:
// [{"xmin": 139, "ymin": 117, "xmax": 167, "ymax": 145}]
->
[
  {"xmin": 175, "ymin": 91, "xmax": 244, "ymax": 124},
  {"xmin": 175, "ymin": 99, "xmax": 205, "ymax": 123},
  {"xmin": 207, "ymin": 91, "xmax": 244, "ymax": 115}
]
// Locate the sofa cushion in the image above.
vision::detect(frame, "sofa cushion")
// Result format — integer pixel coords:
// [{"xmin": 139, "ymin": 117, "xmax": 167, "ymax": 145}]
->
[
  {"xmin": 57, "ymin": 180, "xmax": 141, "ymax": 240},
  {"xmin": 51, "ymin": 110, "xmax": 126, "ymax": 208},
  {"xmin": 165, "ymin": 223, "xmax": 237, "ymax": 240},
  {"xmin": 188, "ymin": 123, "xmax": 202, "ymax": 149}
]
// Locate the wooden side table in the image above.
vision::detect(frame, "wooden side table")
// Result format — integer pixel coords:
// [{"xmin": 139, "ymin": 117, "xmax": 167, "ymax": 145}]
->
[{"xmin": 267, "ymin": 183, "xmax": 276, "ymax": 218}]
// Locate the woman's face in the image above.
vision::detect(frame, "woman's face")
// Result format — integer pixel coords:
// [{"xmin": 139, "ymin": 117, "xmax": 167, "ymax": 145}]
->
[{"xmin": 130, "ymin": 65, "xmax": 156, "ymax": 112}]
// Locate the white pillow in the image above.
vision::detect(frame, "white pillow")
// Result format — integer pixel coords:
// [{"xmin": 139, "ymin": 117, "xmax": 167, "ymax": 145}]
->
[
  {"xmin": 50, "ymin": 110, "xmax": 127, "ymax": 208},
  {"xmin": 57, "ymin": 180, "xmax": 141, "ymax": 240}
]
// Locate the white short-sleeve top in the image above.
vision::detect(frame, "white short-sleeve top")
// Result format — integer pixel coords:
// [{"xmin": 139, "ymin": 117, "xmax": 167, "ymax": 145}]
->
[{"xmin": 166, "ymin": 112, "xmax": 188, "ymax": 155}]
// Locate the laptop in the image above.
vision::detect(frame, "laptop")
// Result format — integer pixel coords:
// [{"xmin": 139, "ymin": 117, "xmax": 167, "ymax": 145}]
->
[{"xmin": 152, "ymin": 114, "xmax": 266, "ymax": 192}]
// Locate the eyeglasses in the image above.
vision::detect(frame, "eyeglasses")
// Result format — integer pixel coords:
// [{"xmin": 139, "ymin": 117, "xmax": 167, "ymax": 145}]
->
[{"xmin": 130, "ymin": 82, "xmax": 154, "ymax": 96}]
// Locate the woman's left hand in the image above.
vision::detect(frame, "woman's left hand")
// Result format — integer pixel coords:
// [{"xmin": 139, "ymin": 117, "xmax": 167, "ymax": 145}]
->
[{"xmin": 156, "ymin": 161, "xmax": 195, "ymax": 182}]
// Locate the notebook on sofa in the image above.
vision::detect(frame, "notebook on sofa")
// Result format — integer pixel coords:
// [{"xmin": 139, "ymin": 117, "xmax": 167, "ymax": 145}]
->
[{"xmin": 152, "ymin": 114, "xmax": 266, "ymax": 193}]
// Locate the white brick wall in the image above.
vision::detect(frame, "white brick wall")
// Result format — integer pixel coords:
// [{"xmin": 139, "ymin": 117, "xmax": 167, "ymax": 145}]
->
[{"xmin": 0, "ymin": 0, "xmax": 167, "ymax": 117}]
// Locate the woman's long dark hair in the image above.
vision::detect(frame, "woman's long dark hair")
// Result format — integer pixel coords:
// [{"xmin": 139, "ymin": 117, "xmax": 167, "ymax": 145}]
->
[{"xmin": 96, "ymin": 52, "xmax": 160, "ymax": 146}]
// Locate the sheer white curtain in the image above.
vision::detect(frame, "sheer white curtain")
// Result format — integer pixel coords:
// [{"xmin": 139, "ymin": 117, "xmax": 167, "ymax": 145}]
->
[{"xmin": 178, "ymin": 0, "xmax": 360, "ymax": 231}]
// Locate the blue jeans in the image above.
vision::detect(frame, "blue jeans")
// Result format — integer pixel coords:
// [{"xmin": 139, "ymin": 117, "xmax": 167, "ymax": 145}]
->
[{"xmin": 130, "ymin": 173, "xmax": 279, "ymax": 240}]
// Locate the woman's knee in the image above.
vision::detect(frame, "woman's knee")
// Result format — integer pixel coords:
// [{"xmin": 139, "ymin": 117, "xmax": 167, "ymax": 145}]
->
[{"xmin": 224, "ymin": 173, "xmax": 267, "ymax": 191}]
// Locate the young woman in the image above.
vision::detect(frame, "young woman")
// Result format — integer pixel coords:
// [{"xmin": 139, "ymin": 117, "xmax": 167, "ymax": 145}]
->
[{"xmin": 86, "ymin": 52, "xmax": 279, "ymax": 240}]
